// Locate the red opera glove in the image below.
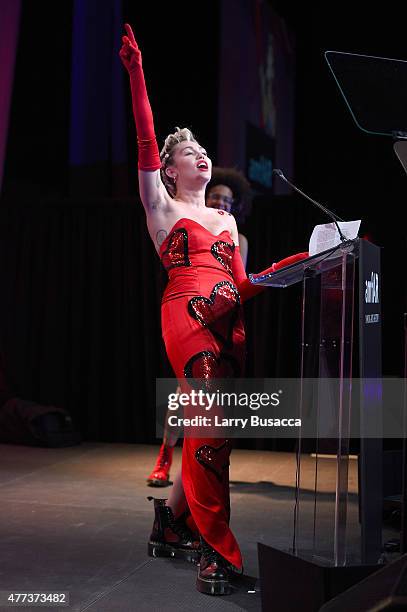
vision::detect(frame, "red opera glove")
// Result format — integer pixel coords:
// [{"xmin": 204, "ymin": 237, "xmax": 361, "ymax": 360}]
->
[
  {"xmin": 232, "ymin": 246, "xmax": 309, "ymax": 302},
  {"xmin": 119, "ymin": 24, "xmax": 161, "ymax": 171}
]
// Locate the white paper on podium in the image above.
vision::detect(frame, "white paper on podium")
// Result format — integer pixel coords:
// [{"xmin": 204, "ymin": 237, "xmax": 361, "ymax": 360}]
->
[{"xmin": 309, "ymin": 220, "xmax": 361, "ymax": 256}]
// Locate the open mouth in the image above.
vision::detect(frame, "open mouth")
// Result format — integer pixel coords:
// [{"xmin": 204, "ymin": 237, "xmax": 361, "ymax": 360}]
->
[{"xmin": 196, "ymin": 161, "xmax": 208, "ymax": 171}]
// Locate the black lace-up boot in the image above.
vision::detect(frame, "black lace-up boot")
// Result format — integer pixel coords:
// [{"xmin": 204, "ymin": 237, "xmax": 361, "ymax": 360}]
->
[
  {"xmin": 147, "ymin": 497, "xmax": 200, "ymax": 563},
  {"xmin": 196, "ymin": 538, "xmax": 231, "ymax": 595}
]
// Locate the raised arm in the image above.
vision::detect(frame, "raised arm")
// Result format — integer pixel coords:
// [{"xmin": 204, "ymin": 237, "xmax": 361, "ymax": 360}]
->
[{"xmin": 119, "ymin": 24, "xmax": 168, "ymax": 211}]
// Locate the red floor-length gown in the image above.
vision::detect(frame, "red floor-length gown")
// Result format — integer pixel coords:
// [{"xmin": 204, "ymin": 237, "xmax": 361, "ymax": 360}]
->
[{"xmin": 160, "ymin": 216, "xmax": 245, "ymax": 569}]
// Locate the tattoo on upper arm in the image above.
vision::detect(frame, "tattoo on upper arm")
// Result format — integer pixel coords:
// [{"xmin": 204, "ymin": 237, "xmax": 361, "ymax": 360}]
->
[{"xmin": 156, "ymin": 229, "xmax": 168, "ymax": 246}]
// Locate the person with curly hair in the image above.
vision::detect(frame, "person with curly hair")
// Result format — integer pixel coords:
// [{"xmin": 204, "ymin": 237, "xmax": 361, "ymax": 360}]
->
[
  {"xmin": 120, "ymin": 23, "xmax": 307, "ymax": 595},
  {"xmin": 206, "ymin": 167, "xmax": 253, "ymax": 268}
]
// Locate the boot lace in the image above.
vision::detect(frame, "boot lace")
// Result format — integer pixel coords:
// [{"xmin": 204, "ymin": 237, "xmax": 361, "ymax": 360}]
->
[
  {"xmin": 201, "ymin": 539, "xmax": 224, "ymax": 565},
  {"xmin": 169, "ymin": 512, "xmax": 195, "ymax": 541}
]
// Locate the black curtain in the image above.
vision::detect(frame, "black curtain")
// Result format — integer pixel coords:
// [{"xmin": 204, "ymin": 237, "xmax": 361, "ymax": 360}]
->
[
  {"xmin": 1, "ymin": 0, "xmax": 405, "ymax": 445},
  {"xmin": 0, "ymin": 199, "xmax": 162, "ymax": 441},
  {"xmin": 0, "ymin": 195, "xmax": 313, "ymax": 444}
]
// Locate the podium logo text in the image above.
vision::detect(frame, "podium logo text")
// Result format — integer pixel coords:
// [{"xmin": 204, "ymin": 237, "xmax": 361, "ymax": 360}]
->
[{"xmin": 365, "ymin": 272, "xmax": 379, "ymax": 304}]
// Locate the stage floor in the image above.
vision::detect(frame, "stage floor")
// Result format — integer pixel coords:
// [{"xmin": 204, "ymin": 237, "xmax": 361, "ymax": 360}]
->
[{"xmin": 0, "ymin": 443, "xmax": 395, "ymax": 611}]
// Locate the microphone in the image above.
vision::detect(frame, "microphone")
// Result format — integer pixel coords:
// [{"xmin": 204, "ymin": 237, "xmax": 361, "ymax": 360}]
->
[{"xmin": 273, "ymin": 168, "xmax": 347, "ymax": 242}]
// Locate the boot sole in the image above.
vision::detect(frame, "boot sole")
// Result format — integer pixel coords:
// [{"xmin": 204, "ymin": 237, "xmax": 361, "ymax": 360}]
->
[
  {"xmin": 146, "ymin": 478, "xmax": 173, "ymax": 487},
  {"xmin": 196, "ymin": 575, "xmax": 231, "ymax": 596},
  {"xmin": 148, "ymin": 541, "xmax": 200, "ymax": 564}
]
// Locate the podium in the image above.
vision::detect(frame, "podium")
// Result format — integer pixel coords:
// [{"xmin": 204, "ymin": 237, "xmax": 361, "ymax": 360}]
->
[
  {"xmin": 252, "ymin": 239, "xmax": 382, "ymax": 572},
  {"xmin": 324, "ymin": 49, "xmax": 407, "ymax": 558}
]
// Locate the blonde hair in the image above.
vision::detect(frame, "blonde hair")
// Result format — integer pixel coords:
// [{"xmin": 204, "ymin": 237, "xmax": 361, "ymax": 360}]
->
[{"xmin": 160, "ymin": 127, "xmax": 197, "ymax": 197}]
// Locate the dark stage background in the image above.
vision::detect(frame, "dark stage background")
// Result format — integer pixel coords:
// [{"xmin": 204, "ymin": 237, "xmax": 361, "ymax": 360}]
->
[{"xmin": 0, "ymin": 1, "xmax": 406, "ymax": 444}]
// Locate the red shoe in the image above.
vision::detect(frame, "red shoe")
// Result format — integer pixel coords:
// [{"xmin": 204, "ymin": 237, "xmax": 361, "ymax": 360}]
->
[{"xmin": 147, "ymin": 444, "xmax": 174, "ymax": 487}]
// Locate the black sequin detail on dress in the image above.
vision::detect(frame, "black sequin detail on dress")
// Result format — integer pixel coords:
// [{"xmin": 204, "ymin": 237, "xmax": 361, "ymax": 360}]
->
[
  {"xmin": 183, "ymin": 350, "xmax": 241, "ymax": 387},
  {"xmin": 210, "ymin": 240, "xmax": 235, "ymax": 276},
  {"xmin": 188, "ymin": 281, "xmax": 240, "ymax": 349},
  {"xmin": 161, "ymin": 228, "xmax": 191, "ymax": 271},
  {"xmin": 195, "ymin": 441, "xmax": 232, "ymax": 481}
]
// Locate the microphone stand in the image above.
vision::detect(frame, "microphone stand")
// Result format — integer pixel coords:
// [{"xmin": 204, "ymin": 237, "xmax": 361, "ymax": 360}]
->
[{"xmin": 273, "ymin": 169, "xmax": 348, "ymax": 242}]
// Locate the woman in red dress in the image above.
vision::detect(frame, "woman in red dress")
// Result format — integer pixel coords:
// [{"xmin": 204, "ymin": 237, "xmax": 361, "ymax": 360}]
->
[
  {"xmin": 120, "ymin": 24, "xmax": 307, "ymax": 595},
  {"xmin": 146, "ymin": 167, "xmax": 252, "ymax": 488}
]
